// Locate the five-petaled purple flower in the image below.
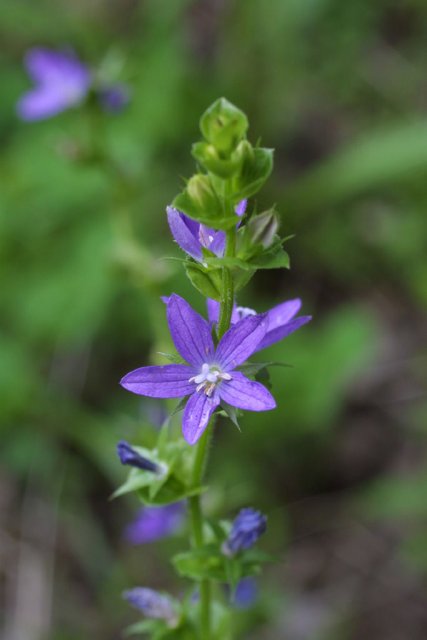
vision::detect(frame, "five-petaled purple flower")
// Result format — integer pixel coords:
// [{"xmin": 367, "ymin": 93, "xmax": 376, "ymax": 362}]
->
[
  {"xmin": 17, "ymin": 48, "xmax": 91, "ymax": 121},
  {"xmin": 166, "ymin": 200, "xmax": 246, "ymax": 263},
  {"xmin": 124, "ymin": 503, "xmax": 185, "ymax": 544},
  {"xmin": 222, "ymin": 507, "xmax": 267, "ymax": 556},
  {"xmin": 207, "ymin": 297, "xmax": 311, "ymax": 352},
  {"xmin": 120, "ymin": 294, "xmax": 276, "ymax": 445},
  {"xmin": 123, "ymin": 588, "xmax": 178, "ymax": 626}
]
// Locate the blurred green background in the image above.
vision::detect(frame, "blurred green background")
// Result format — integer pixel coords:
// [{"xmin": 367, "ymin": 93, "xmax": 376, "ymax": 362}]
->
[{"xmin": 1, "ymin": 1, "xmax": 427, "ymax": 638}]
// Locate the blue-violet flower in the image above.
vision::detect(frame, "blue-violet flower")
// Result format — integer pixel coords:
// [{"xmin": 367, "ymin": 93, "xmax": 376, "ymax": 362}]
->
[
  {"xmin": 166, "ymin": 200, "xmax": 246, "ymax": 262},
  {"xmin": 207, "ymin": 297, "xmax": 311, "ymax": 352},
  {"xmin": 233, "ymin": 578, "xmax": 258, "ymax": 609},
  {"xmin": 17, "ymin": 48, "xmax": 91, "ymax": 121},
  {"xmin": 222, "ymin": 507, "xmax": 267, "ymax": 555},
  {"xmin": 120, "ymin": 293, "xmax": 275, "ymax": 445},
  {"xmin": 123, "ymin": 588, "xmax": 178, "ymax": 626},
  {"xmin": 124, "ymin": 503, "xmax": 185, "ymax": 544}
]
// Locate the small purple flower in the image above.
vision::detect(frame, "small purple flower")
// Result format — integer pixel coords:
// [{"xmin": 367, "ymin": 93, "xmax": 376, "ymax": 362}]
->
[
  {"xmin": 166, "ymin": 199, "xmax": 246, "ymax": 262},
  {"xmin": 120, "ymin": 294, "xmax": 275, "ymax": 445},
  {"xmin": 123, "ymin": 588, "xmax": 178, "ymax": 625},
  {"xmin": 17, "ymin": 48, "xmax": 91, "ymax": 121},
  {"xmin": 124, "ymin": 503, "xmax": 185, "ymax": 544},
  {"xmin": 98, "ymin": 84, "xmax": 130, "ymax": 113},
  {"xmin": 117, "ymin": 441, "xmax": 161, "ymax": 473},
  {"xmin": 207, "ymin": 297, "xmax": 311, "ymax": 352},
  {"xmin": 222, "ymin": 508, "xmax": 267, "ymax": 555},
  {"xmin": 233, "ymin": 578, "xmax": 258, "ymax": 609}
]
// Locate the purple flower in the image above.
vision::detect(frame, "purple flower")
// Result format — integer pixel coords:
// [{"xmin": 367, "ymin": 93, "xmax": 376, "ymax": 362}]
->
[
  {"xmin": 123, "ymin": 588, "xmax": 178, "ymax": 625},
  {"xmin": 222, "ymin": 508, "xmax": 267, "ymax": 555},
  {"xmin": 207, "ymin": 297, "xmax": 311, "ymax": 352},
  {"xmin": 166, "ymin": 199, "xmax": 246, "ymax": 262},
  {"xmin": 124, "ymin": 503, "xmax": 185, "ymax": 544},
  {"xmin": 120, "ymin": 293, "xmax": 275, "ymax": 445},
  {"xmin": 17, "ymin": 48, "xmax": 91, "ymax": 121},
  {"xmin": 117, "ymin": 441, "xmax": 161, "ymax": 473},
  {"xmin": 98, "ymin": 84, "xmax": 130, "ymax": 113},
  {"xmin": 233, "ymin": 578, "xmax": 258, "ymax": 609}
]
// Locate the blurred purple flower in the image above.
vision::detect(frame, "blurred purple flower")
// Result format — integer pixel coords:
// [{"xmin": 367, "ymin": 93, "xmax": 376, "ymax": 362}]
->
[
  {"xmin": 166, "ymin": 199, "xmax": 246, "ymax": 262},
  {"xmin": 120, "ymin": 293, "xmax": 275, "ymax": 445},
  {"xmin": 222, "ymin": 508, "xmax": 267, "ymax": 555},
  {"xmin": 17, "ymin": 48, "xmax": 91, "ymax": 121},
  {"xmin": 123, "ymin": 587, "xmax": 178, "ymax": 625},
  {"xmin": 207, "ymin": 298, "xmax": 311, "ymax": 352},
  {"xmin": 98, "ymin": 83, "xmax": 130, "ymax": 113},
  {"xmin": 232, "ymin": 578, "xmax": 258, "ymax": 609},
  {"xmin": 124, "ymin": 503, "xmax": 185, "ymax": 544}
]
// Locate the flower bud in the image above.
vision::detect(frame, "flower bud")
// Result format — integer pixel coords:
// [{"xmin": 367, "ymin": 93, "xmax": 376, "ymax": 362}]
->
[
  {"xmin": 192, "ymin": 141, "xmax": 242, "ymax": 178},
  {"xmin": 245, "ymin": 210, "xmax": 279, "ymax": 249},
  {"xmin": 123, "ymin": 587, "xmax": 179, "ymax": 626},
  {"xmin": 200, "ymin": 97, "xmax": 248, "ymax": 154},
  {"xmin": 222, "ymin": 507, "xmax": 267, "ymax": 556},
  {"xmin": 184, "ymin": 174, "xmax": 224, "ymax": 222},
  {"xmin": 117, "ymin": 441, "xmax": 161, "ymax": 473}
]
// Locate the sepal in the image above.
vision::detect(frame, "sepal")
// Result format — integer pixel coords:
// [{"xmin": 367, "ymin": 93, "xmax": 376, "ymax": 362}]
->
[{"xmin": 231, "ymin": 145, "xmax": 273, "ymax": 200}]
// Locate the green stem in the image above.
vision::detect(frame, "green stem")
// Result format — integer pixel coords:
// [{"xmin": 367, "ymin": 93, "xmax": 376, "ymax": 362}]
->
[
  {"xmin": 189, "ymin": 426, "xmax": 212, "ymax": 638},
  {"xmin": 217, "ymin": 230, "xmax": 236, "ymax": 340},
  {"xmin": 189, "ymin": 224, "xmax": 237, "ymax": 638}
]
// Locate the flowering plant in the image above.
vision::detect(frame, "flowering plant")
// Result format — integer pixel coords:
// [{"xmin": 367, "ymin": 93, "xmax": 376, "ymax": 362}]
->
[{"xmin": 116, "ymin": 98, "xmax": 311, "ymax": 639}]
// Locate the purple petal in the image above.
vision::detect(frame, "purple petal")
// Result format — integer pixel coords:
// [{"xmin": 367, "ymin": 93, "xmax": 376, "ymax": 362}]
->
[
  {"xmin": 182, "ymin": 391, "xmax": 220, "ymax": 445},
  {"xmin": 167, "ymin": 294, "xmax": 214, "ymax": 367},
  {"xmin": 235, "ymin": 199, "xmax": 247, "ymax": 217},
  {"xmin": 17, "ymin": 88, "xmax": 73, "ymax": 121},
  {"xmin": 167, "ymin": 207, "xmax": 202, "ymax": 261},
  {"xmin": 218, "ymin": 372, "xmax": 276, "ymax": 411},
  {"xmin": 265, "ymin": 299, "xmax": 302, "ymax": 329},
  {"xmin": 120, "ymin": 364, "xmax": 194, "ymax": 398},
  {"xmin": 207, "ymin": 299, "xmax": 220, "ymax": 324},
  {"xmin": 124, "ymin": 503, "xmax": 184, "ymax": 544},
  {"xmin": 208, "ymin": 231, "xmax": 226, "ymax": 257},
  {"xmin": 255, "ymin": 315, "xmax": 312, "ymax": 352},
  {"xmin": 216, "ymin": 314, "xmax": 268, "ymax": 370},
  {"xmin": 24, "ymin": 48, "xmax": 90, "ymax": 88},
  {"xmin": 206, "ymin": 299, "xmax": 240, "ymax": 325}
]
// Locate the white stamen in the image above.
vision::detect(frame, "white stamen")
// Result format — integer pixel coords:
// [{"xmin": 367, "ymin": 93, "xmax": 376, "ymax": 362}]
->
[{"xmin": 189, "ymin": 362, "xmax": 232, "ymax": 396}]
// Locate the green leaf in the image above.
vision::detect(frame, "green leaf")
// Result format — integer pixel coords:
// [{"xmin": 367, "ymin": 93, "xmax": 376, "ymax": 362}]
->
[
  {"xmin": 173, "ymin": 545, "xmax": 270, "ymax": 583},
  {"xmin": 173, "ymin": 546, "xmax": 227, "ymax": 582},
  {"xmin": 232, "ymin": 146, "xmax": 273, "ymax": 200},
  {"xmin": 219, "ymin": 402, "xmax": 240, "ymax": 429},
  {"xmin": 112, "ymin": 446, "xmax": 169, "ymax": 498},
  {"xmin": 248, "ymin": 245, "xmax": 290, "ymax": 269},
  {"xmin": 157, "ymin": 352, "xmax": 185, "ymax": 364},
  {"xmin": 185, "ymin": 263, "xmax": 222, "ymax": 300}
]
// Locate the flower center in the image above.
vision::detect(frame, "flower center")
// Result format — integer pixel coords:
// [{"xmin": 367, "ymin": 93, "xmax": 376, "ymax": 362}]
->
[
  {"xmin": 189, "ymin": 362, "xmax": 231, "ymax": 396},
  {"xmin": 235, "ymin": 306, "xmax": 256, "ymax": 321}
]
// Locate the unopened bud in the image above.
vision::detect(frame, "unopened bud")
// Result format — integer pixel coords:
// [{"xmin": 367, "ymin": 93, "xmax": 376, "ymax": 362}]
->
[
  {"xmin": 246, "ymin": 210, "xmax": 279, "ymax": 249},
  {"xmin": 200, "ymin": 97, "xmax": 248, "ymax": 154}
]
